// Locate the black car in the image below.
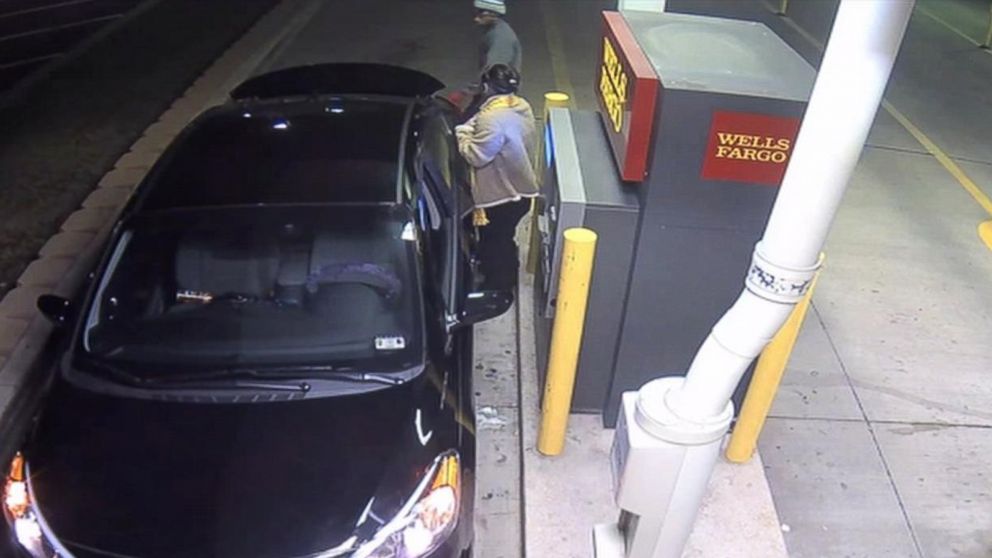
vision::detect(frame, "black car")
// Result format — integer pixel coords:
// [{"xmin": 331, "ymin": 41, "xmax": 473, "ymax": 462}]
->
[{"xmin": 2, "ymin": 64, "xmax": 510, "ymax": 558}]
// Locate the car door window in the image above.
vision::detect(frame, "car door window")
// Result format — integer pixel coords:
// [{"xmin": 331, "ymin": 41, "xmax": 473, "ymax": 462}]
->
[
  {"xmin": 419, "ymin": 115, "xmax": 460, "ymax": 311},
  {"xmin": 419, "ymin": 170, "xmax": 455, "ymax": 310},
  {"xmin": 421, "ymin": 115, "xmax": 455, "ymax": 211},
  {"xmin": 436, "ymin": 109, "xmax": 476, "ymax": 221}
]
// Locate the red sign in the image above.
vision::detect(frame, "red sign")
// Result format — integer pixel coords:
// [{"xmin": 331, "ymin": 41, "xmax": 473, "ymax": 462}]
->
[
  {"xmin": 700, "ymin": 111, "xmax": 801, "ymax": 186},
  {"xmin": 596, "ymin": 12, "xmax": 659, "ymax": 182}
]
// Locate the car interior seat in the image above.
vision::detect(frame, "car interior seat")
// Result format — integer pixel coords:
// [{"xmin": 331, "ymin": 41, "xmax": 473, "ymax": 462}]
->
[
  {"xmin": 306, "ymin": 229, "xmax": 402, "ymax": 336},
  {"xmin": 173, "ymin": 231, "xmax": 280, "ymax": 303},
  {"xmin": 273, "ymin": 223, "xmax": 311, "ymax": 306}
]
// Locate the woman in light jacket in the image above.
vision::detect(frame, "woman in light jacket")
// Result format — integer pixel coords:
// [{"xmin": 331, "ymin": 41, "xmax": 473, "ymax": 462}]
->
[{"xmin": 455, "ymin": 64, "xmax": 538, "ymax": 292}]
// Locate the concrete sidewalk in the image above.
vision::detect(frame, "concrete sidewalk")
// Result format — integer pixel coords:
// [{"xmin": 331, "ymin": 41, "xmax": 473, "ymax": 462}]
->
[
  {"xmin": 471, "ymin": 220, "xmax": 790, "ymax": 558},
  {"xmin": 516, "ymin": 261, "xmax": 789, "ymax": 558}
]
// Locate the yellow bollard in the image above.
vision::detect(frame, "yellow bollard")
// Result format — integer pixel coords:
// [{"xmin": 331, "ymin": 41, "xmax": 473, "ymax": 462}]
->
[
  {"xmin": 534, "ymin": 92, "xmax": 571, "ymax": 177},
  {"xmin": 527, "ymin": 92, "xmax": 572, "ymax": 275},
  {"xmin": 979, "ymin": 221, "xmax": 992, "ymax": 251},
  {"xmin": 538, "ymin": 228, "xmax": 597, "ymax": 456},
  {"xmin": 725, "ymin": 262, "xmax": 823, "ymax": 463},
  {"xmin": 545, "ymin": 93, "xmax": 571, "ymax": 111},
  {"xmin": 543, "ymin": 92, "xmax": 572, "ymax": 119},
  {"xmin": 777, "ymin": 0, "xmax": 789, "ymax": 16}
]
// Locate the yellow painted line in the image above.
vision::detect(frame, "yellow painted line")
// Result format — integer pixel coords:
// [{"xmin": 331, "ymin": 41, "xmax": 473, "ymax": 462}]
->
[
  {"xmin": 538, "ymin": 0, "xmax": 577, "ymax": 105},
  {"xmin": 979, "ymin": 221, "xmax": 992, "ymax": 251},
  {"xmin": 764, "ymin": 1, "xmax": 992, "ymax": 242},
  {"xmin": 915, "ymin": 3, "xmax": 987, "ymax": 50},
  {"xmin": 881, "ymin": 100, "xmax": 992, "ymax": 217},
  {"xmin": 771, "ymin": 0, "xmax": 990, "ymax": 53}
]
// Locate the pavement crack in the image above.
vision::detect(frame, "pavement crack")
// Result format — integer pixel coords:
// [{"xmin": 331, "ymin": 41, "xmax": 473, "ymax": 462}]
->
[
  {"xmin": 812, "ymin": 302, "xmax": 927, "ymax": 558},
  {"xmin": 847, "ymin": 377, "xmax": 992, "ymax": 422},
  {"xmin": 514, "ymin": 292, "xmax": 529, "ymax": 558},
  {"xmin": 767, "ymin": 414, "xmax": 992, "ymax": 430}
]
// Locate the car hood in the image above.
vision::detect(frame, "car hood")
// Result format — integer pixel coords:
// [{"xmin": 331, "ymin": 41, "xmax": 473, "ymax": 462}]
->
[{"xmin": 25, "ymin": 376, "xmax": 429, "ymax": 558}]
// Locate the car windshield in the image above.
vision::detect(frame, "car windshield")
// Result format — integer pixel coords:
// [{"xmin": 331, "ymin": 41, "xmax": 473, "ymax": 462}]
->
[{"xmin": 81, "ymin": 205, "xmax": 423, "ymax": 376}]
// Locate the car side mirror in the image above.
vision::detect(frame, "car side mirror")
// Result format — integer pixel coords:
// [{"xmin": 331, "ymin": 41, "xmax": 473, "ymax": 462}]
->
[
  {"xmin": 457, "ymin": 290, "xmax": 513, "ymax": 327},
  {"xmin": 37, "ymin": 295, "xmax": 73, "ymax": 327}
]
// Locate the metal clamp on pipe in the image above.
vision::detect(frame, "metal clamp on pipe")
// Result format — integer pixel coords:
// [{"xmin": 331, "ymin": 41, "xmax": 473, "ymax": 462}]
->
[
  {"xmin": 727, "ymin": 265, "xmax": 822, "ymax": 463},
  {"xmin": 671, "ymin": 239, "xmax": 825, "ymax": 421},
  {"xmin": 745, "ymin": 242, "xmax": 823, "ymax": 304}
]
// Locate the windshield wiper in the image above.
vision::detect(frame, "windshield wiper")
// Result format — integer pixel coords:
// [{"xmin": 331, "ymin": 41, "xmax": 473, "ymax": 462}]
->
[
  {"xmin": 129, "ymin": 365, "xmax": 405, "ymax": 386},
  {"xmin": 76, "ymin": 357, "xmax": 312, "ymax": 392},
  {"xmin": 146, "ymin": 379, "xmax": 312, "ymax": 393},
  {"xmin": 76, "ymin": 356, "xmax": 148, "ymax": 387}
]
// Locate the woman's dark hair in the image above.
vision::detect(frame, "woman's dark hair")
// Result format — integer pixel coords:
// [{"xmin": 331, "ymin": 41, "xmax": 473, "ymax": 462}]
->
[{"xmin": 483, "ymin": 63, "xmax": 520, "ymax": 95}]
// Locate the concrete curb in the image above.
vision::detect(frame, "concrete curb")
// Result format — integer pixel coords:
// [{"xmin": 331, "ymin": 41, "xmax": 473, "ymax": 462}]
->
[
  {"xmin": 0, "ymin": 0, "xmax": 322, "ymax": 453},
  {"xmin": 473, "ymin": 305, "xmax": 525, "ymax": 558}
]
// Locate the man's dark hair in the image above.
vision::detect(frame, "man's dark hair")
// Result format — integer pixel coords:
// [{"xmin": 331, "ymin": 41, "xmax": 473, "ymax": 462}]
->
[{"xmin": 483, "ymin": 63, "xmax": 520, "ymax": 95}]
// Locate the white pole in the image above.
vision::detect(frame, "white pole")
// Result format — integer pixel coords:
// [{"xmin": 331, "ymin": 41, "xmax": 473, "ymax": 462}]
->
[
  {"xmin": 609, "ymin": 2, "xmax": 916, "ymax": 557},
  {"xmin": 617, "ymin": 0, "xmax": 668, "ymax": 13},
  {"xmin": 670, "ymin": 0, "xmax": 916, "ymax": 420}
]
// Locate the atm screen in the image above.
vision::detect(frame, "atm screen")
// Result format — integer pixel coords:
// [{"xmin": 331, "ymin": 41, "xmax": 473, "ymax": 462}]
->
[{"xmin": 539, "ymin": 119, "xmax": 558, "ymax": 308}]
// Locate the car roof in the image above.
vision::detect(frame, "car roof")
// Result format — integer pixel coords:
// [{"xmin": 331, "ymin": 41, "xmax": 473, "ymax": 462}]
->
[
  {"xmin": 135, "ymin": 94, "xmax": 418, "ymax": 212},
  {"xmin": 230, "ymin": 63, "xmax": 446, "ymax": 101}
]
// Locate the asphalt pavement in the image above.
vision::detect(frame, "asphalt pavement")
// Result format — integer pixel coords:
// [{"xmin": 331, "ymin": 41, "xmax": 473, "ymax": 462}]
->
[
  {"xmin": 0, "ymin": 0, "xmax": 279, "ymax": 297},
  {"xmin": 0, "ymin": 0, "xmax": 143, "ymax": 94}
]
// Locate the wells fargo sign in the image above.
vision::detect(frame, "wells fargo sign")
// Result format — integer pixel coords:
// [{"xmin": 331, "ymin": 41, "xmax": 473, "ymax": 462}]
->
[
  {"xmin": 596, "ymin": 12, "xmax": 659, "ymax": 182},
  {"xmin": 600, "ymin": 37, "xmax": 627, "ymax": 134},
  {"xmin": 700, "ymin": 111, "xmax": 801, "ymax": 186}
]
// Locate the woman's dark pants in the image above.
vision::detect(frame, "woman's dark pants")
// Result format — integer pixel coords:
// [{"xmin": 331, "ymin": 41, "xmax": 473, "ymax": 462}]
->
[{"xmin": 477, "ymin": 199, "xmax": 530, "ymax": 291}]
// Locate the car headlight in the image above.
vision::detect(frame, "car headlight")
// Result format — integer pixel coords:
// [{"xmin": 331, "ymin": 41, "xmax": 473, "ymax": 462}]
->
[
  {"xmin": 3, "ymin": 453, "xmax": 69, "ymax": 558},
  {"xmin": 353, "ymin": 451, "xmax": 461, "ymax": 558}
]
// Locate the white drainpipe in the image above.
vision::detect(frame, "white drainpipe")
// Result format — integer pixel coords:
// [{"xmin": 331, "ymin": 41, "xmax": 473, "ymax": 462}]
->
[
  {"xmin": 670, "ymin": 0, "xmax": 915, "ymax": 420},
  {"xmin": 601, "ymin": 2, "xmax": 916, "ymax": 557}
]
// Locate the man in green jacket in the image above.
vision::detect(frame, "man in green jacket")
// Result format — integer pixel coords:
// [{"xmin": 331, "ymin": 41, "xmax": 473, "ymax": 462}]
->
[
  {"xmin": 474, "ymin": 0, "xmax": 522, "ymax": 75},
  {"xmin": 447, "ymin": 0, "xmax": 523, "ymax": 122}
]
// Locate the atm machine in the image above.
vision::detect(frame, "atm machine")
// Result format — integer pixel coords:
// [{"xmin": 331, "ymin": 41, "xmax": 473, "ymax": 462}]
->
[
  {"xmin": 534, "ymin": 10, "xmax": 816, "ymax": 426},
  {"xmin": 534, "ymin": 108, "xmax": 639, "ymax": 413}
]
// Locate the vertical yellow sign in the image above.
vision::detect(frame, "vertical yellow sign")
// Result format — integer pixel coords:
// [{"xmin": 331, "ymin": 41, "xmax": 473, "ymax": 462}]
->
[{"xmin": 599, "ymin": 38, "xmax": 628, "ymax": 134}]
